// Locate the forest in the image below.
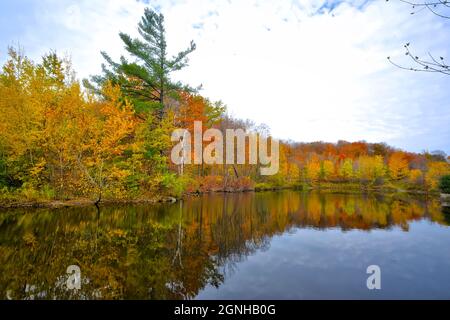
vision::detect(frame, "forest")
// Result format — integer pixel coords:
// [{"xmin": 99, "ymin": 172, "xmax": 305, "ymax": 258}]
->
[{"xmin": 1, "ymin": 8, "xmax": 449, "ymax": 206}]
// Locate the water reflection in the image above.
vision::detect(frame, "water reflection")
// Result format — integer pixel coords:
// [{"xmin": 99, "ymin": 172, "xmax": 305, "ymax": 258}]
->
[{"xmin": 0, "ymin": 191, "xmax": 448, "ymax": 300}]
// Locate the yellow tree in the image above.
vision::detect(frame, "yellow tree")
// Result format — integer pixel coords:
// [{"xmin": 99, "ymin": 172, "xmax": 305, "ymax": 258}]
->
[
  {"xmin": 0, "ymin": 49, "xmax": 70, "ymax": 195},
  {"xmin": 408, "ymin": 169, "xmax": 424, "ymax": 186},
  {"xmin": 425, "ymin": 162, "xmax": 450, "ymax": 190},
  {"xmin": 358, "ymin": 155, "xmax": 385, "ymax": 182},
  {"xmin": 0, "ymin": 50, "xmax": 41, "ymax": 182},
  {"xmin": 306, "ymin": 155, "xmax": 321, "ymax": 182},
  {"xmin": 321, "ymin": 160, "xmax": 335, "ymax": 180},
  {"xmin": 389, "ymin": 152, "xmax": 410, "ymax": 181},
  {"xmin": 74, "ymin": 83, "xmax": 136, "ymax": 203},
  {"xmin": 339, "ymin": 158, "xmax": 354, "ymax": 180}
]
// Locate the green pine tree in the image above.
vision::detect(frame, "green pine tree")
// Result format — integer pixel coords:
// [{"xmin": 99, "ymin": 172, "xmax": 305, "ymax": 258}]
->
[{"xmin": 85, "ymin": 8, "xmax": 197, "ymax": 120}]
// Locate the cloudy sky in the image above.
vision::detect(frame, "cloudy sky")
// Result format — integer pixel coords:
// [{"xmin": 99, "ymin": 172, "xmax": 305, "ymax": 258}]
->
[{"xmin": 1, "ymin": 0, "xmax": 449, "ymax": 153}]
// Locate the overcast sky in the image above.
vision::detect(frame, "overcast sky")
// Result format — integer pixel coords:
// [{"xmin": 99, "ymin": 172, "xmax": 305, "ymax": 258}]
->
[{"xmin": 1, "ymin": 0, "xmax": 449, "ymax": 153}]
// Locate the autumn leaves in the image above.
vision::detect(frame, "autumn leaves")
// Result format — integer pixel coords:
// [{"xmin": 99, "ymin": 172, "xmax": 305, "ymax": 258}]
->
[
  {"xmin": 1, "ymin": 7, "xmax": 450, "ymax": 204},
  {"xmin": 0, "ymin": 51, "xmax": 142, "ymax": 202}
]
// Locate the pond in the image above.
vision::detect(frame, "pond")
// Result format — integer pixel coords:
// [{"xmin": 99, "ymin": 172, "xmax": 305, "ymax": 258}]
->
[{"xmin": 1, "ymin": 191, "xmax": 450, "ymax": 300}]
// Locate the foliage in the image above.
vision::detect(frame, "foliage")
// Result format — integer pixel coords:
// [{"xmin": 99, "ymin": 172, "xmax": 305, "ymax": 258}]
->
[
  {"xmin": 426, "ymin": 162, "xmax": 450, "ymax": 191},
  {"xmin": 0, "ymin": 48, "xmax": 172, "ymax": 202},
  {"xmin": 439, "ymin": 175, "xmax": 450, "ymax": 194},
  {"xmin": 1, "ymin": 8, "xmax": 449, "ymax": 204},
  {"xmin": 389, "ymin": 152, "xmax": 410, "ymax": 181}
]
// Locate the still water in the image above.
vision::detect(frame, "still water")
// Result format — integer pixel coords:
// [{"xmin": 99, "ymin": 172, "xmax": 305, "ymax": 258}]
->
[{"xmin": 1, "ymin": 191, "xmax": 450, "ymax": 300}]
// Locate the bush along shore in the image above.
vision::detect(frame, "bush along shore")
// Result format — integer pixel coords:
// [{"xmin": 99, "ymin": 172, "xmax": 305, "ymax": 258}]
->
[
  {"xmin": 440, "ymin": 175, "xmax": 450, "ymax": 207},
  {"xmin": 1, "ymin": 179, "xmax": 445, "ymax": 209}
]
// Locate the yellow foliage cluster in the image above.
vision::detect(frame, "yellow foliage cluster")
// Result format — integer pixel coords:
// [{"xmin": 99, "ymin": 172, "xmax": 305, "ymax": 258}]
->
[{"xmin": 0, "ymin": 49, "xmax": 150, "ymax": 200}]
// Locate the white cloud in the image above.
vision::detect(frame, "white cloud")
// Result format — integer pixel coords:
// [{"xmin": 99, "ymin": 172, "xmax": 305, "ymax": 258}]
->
[{"xmin": 1, "ymin": 0, "xmax": 449, "ymax": 152}]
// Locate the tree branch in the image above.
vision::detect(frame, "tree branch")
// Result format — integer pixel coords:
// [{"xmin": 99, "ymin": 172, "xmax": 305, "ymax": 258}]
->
[
  {"xmin": 387, "ymin": 43, "xmax": 450, "ymax": 75},
  {"xmin": 390, "ymin": 0, "xmax": 450, "ymax": 18}
]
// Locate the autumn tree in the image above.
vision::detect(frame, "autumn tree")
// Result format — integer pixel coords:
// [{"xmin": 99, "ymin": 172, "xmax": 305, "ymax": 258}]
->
[
  {"xmin": 84, "ymin": 7, "xmax": 201, "ymax": 193},
  {"xmin": 409, "ymin": 169, "xmax": 424, "ymax": 185},
  {"xmin": 306, "ymin": 155, "xmax": 321, "ymax": 183},
  {"xmin": 0, "ymin": 49, "xmax": 149, "ymax": 203},
  {"xmin": 74, "ymin": 84, "xmax": 137, "ymax": 204},
  {"xmin": 389, "ymin": 152, "xmax": 410, "ymax": 181},
  {"xmin": 357, "ymin": 155, "xmax": 385, "ymax": 183},
  {"xmin": 426, "ymin": 161, "xmax": 450, "ymax": 190},
  {"xmin": 339, "ymin": 158, "xmax": 354, "ymax": 180},
  {"xmin": 0, "ymin": 48, "xmax": 39, "ymax": 190},
  {"xmin": 0, "ymin": 48, "xmax": 79, "ymax": 197},
  {"xmin": 176, "ymin": 92, "xmax": 224, "ymax": 130},
  {"xmin": 321, "ymin": 160, "xmax": 335, "ymax": 180}
]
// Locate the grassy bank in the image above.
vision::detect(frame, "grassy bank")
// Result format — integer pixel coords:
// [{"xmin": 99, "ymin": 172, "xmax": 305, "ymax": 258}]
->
[
  {"xmin": 0, "ymin": 190, "xmax": 179, "ymax": 209},
  {"xmin": 252, "ymin": 182, "xmax": 441, "ymax": 204},
  {"xmin": 1, "ymin": 181, "xmax": 440, "ymax": 209}
]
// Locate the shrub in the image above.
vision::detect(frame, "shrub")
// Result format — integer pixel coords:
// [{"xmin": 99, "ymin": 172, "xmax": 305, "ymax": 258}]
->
[
  {"xmin": 161, "ymin": 173, "xmax": 186, "ymax": 197},
  {"xmin": 200, "ymin": 176, "xmax": 224, "ymax": 192},
  {"xmin": 439, "ymin": 175, "xmax": 450, "ymax": 194},
  {"xmin": 229, "ymin": 176, "xmax": 254, "ymax": 191},
  {"xmin": 255, "ymin": 182, "xmax": 274, "ymax": 191},
  {"xmin": 39, "ymin": 185, "xmax": 56, "ymax": 200}
]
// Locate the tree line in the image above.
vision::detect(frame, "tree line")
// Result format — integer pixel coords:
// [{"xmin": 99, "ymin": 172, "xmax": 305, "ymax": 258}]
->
[{"xmin": 1, "ymin": 8, "xmax": 449, "ymax": 204}]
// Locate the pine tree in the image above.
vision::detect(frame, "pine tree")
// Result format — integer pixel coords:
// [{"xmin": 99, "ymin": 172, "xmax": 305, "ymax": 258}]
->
[{"xmin": 85, "ymin": 8, "xmax": 197, "ymax": 120}]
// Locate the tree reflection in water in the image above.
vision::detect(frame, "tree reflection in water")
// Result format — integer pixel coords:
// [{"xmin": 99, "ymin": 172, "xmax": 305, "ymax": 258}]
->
[{"xmin": 0, "ymin": 191, "xmax": 447, "ymax": 300}]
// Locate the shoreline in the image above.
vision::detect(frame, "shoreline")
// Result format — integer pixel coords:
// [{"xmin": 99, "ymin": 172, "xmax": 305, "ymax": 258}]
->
[{"xmin": 0, "ymin": 186, "xmax": 440, "ymax": 210}]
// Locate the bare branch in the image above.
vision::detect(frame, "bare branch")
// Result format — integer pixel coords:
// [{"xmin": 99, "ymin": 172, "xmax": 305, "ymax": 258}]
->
[
  {"xmin": 386, "ymin": 1, "xmax": 450, "ymax": 75},
  {"xmin": 388, "ymin": 43, "xmax": 450, "ymax": 75},
  {"xmin": 387, "ymin": 0, "xmax": 450, "ymax": 18}
]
